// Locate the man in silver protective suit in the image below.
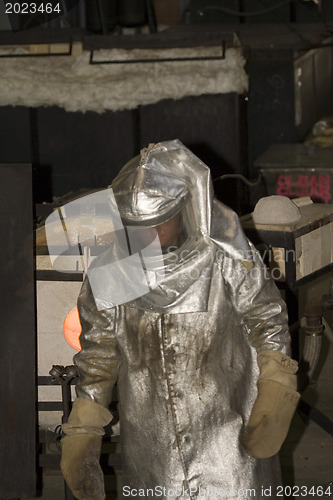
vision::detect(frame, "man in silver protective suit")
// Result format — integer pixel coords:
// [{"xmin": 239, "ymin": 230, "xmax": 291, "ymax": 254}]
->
[{"xmin": 61, "ymin": 140, "xmax": 300, "ymax": 500}]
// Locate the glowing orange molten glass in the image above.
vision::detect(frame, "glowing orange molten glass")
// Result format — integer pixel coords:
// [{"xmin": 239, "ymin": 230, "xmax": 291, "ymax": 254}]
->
[{"xmin": 63, "ymin": 306, "xmax": 82, "ymax": 351}]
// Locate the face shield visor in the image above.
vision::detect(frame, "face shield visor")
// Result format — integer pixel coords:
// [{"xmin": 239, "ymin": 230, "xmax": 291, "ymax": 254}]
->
[
  {"xmin": 110, "ymin": 149, "xmax": 199, "ymax": 256},
  {"xmin": 113, "ymin": 196, "xmax": 197, "ymax": 257}
]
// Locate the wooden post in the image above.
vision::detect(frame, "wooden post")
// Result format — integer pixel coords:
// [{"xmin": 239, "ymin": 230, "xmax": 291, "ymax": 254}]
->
[{"xmin": 0, "ymin": 164, "xmax": 36, "ymax": 498}]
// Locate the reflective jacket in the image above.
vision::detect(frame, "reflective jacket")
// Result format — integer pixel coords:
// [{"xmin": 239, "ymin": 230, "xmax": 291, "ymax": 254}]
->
[{"xmin": 74, "ymin": 198, "xmax": 290, "ymax": 500}]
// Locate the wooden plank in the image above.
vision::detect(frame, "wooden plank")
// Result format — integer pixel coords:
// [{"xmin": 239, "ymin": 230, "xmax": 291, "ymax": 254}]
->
[{"xmin": 0, "ymin": 164, "xmax": 36, "ymax": 498}]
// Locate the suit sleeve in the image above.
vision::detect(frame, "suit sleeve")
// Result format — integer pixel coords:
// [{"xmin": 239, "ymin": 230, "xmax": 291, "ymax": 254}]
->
[
  {"xmin": 74, "ymin": 276, "xmax": 122, "ymax": 409},
  {"xmin": 221, "ymin": 241, "xmax": 291, "ymax": 356}
]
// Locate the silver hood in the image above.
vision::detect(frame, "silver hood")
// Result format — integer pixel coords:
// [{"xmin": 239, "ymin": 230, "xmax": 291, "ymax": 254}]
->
[
  {"xmin": 89, "ymin": 140, "xmax": 253, "ymax": 313},
  {"xmin": 111, "ymin": 139, "xmax": 251, "ymax": 259},
  {"xmin": 111, "ymin": 140, "xmax": 212, "ymax": 231}
]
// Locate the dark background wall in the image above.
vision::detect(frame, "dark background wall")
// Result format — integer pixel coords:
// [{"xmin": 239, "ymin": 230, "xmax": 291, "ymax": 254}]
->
[
  {"xmin": 1, "ymin": 2, "xmax": 333, "ymax": 216},
  {"xmin": 1, "ymin": 1, "xmax": 333, "ymax": 498},
  {"xmin": 0, "ymin": 93, "xmax": 248, "ymax": 212},
  {"xmin": 1, "ymin": 39, "xmax": 332, "ymax": 214}
]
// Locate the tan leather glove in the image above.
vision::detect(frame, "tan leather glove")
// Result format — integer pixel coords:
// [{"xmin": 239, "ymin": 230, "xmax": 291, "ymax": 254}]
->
[
  {"xmin": 241, "ymin": 350, "xmax": 300, "ymax": 459},
  {"xmin": 60, "ymin": 398, "xmax": 112, "ymax": 500}
]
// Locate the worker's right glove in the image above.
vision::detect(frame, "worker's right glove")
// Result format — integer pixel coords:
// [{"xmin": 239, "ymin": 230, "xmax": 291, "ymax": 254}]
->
[
  {"xmin": 241, "ymin": 350, "xmax": 300, "ymax": 459},
  {"xmin": 60, "ymin": 398, "xmax": 112, "ymax": 500}
]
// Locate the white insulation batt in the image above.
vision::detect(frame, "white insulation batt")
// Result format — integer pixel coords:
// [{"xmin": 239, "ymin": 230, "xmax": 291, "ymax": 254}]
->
[{"xmin": 0, "ymin": 45, "xmax": 248, "ymax": 113}]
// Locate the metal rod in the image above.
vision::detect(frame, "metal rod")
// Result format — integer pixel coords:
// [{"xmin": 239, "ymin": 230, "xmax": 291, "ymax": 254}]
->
[{"xmin": 89, "ymin": 40, "xmax": 226, "ymax": 64}]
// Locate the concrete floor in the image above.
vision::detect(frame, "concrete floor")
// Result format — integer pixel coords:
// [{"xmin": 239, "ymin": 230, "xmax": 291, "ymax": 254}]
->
[
  {"xmin": 279, "ymin": 324, "xmax": 333, "ymax": 498},
  {"xmin": 27, "ymin": 279, "xmax": 333, "ymax": 500},
  {"xmin": 278, "ymin": 274, "xmax": 333, "ymax": 499}
]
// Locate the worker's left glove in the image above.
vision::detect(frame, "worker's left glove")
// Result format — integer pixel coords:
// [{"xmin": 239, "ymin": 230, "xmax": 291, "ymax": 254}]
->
[
  {"xmin": 60, "ymin": 398, "xmax": 112, "ymax": 500},
  {"xmin": 241, "ymin": 350, "xmax": 300, "ymax": 459}
]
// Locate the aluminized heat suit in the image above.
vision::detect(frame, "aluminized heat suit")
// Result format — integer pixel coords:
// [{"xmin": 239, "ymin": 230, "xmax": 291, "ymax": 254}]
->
[{"xmin": 74, "ymin": 140, "xmax": 291, "ymax": 499}]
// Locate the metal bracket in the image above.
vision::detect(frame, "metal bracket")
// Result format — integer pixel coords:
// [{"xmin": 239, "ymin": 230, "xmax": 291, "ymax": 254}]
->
[{"xmin": 89, "ymin": 40, "xmax": 226, "ymax": 65}]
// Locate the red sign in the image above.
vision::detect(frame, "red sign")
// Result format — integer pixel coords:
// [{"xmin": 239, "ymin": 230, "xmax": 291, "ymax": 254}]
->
[{"xmin": 276, "ymin": 174, "xmax": 331, "ymax": 203}]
